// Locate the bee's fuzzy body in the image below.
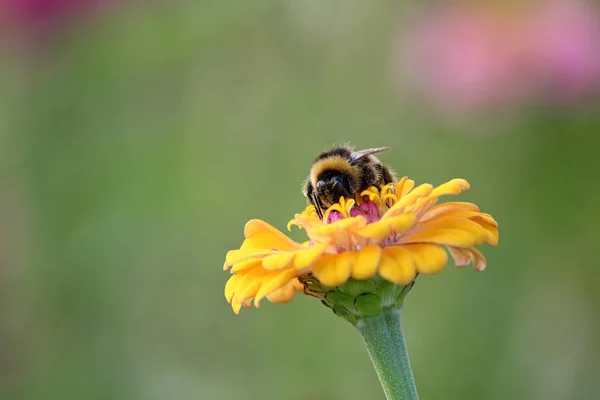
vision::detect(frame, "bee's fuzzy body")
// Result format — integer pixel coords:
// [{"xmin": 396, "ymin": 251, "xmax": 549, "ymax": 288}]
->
[{"xmin": 303, "ymin": 145, "xmax": 396, "ymax": 218}]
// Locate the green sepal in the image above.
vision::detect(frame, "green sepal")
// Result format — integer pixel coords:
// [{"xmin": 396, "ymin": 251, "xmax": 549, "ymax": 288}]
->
[{"xmin": 299, "ymin": 274, "xmax": 415, "ymax": 325}]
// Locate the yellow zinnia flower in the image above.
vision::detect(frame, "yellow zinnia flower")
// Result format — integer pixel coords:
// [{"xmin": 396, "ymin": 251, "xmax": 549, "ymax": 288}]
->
[{"xmin": 224, "ymin": 177, "xmax": 498, "ymax": 316}]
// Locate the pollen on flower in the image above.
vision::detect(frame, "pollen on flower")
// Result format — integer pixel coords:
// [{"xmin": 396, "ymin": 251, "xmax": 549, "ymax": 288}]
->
[{"xmin": 223, "ymin": 176, "xmax": 499, "ymax": 316}]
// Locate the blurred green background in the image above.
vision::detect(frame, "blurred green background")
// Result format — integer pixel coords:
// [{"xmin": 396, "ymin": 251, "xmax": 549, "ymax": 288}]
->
[{"xmin": 1, "ymin": 1, "xmax": 600, "ymax": 399}]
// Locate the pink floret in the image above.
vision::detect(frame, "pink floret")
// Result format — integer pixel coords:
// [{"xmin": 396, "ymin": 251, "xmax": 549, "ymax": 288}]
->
[
  {"xmin": 326, "ymin": 211, "xmax": 344, "ymax": 224},
  {"xmin": 350, "ymin": 202, "xmax": 381, "ymax": 223}
]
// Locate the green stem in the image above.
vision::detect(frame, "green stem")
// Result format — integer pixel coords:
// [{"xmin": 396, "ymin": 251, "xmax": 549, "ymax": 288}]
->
[{"xmin": 357, "ymin": 309, "xmax": 418, "ymax": 400}]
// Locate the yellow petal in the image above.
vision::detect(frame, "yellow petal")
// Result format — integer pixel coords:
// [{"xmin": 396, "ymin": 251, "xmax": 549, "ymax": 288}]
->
[
  {"xmin": 476, "ymin": 213, "xmax": 498, "ymax": 226},
  {"xmin": 424, "ymin": 210, "xmax": 497, "ymax": 226},
  {"xmin": 421, "ymin": 202, "xmax": 480, "ymax": 221},
  {"xmin": 419, "ymin": 211, "xmax": 498, "ymax": 246},
  {"xmin": 472, "ymin": 219, "xmax": 499, "ymax": 246},
  {"xmin": 262, "ymin": 252, "xmax": 295, "ymax": 271},
  {"xmin": 225, "ymin": 268, "xmax": 263, "ymax": 302},
  {"xmin": 231, "ymin": 300, "xmax": 243, "ymax": 314},
  {"xmin": 266, "ymin": 278, "xmax": 303, "ymax": 304},
  {"xmin": 309, "ymin": 216, "xmax": 365, "ymax": 237},
  {"xmin": 405, "ymin": 198, "xmax": 437, "ymax": 215},
  {"xmin": 229, "ymin": 258, "xmax": 263, "ymax": 273},
  {"xmin": 307, "ymin": 217, "xmax": 366, "ymax": 247},
  {"xmin": 399, "ymin": 217, "xmax": 490, "ymax": 247},
  {"xmin": 471, "ymin": 249, "xmax": 487, "ymax": 272},
  {"xmin": 289, "ymin": 212, "xmax": 323, "ymax": 231},
  {"xmin": 254, "ymin": 269, "xmax": 298, "ymax": 306},
  {"xmin": 229, "ymin": 297, "xmax": 252, "ymax": 314},
  {"xmin": 395, "ymin": 177, "xmax": 415, "ymax": 199},
  {"xmin": 313, "ymin": 253, "xmax": 353, "ymax": 287},
  {"xmin": 378, "ymin": 247, "xmax": 417, "ymax": 285},
  {"xmin": 384, "ymin": 184, "xmax": 433, "ymax": 218},
  {"xmin": 352, "ymin": 245, "xmax": 383, "ymax": 280},
  {"xmin": 403, "ymin": 244, "xmax": 448, "ymax": 274},
  {"xmin": 294, "ymin": 242, "xmax": 328, "ymax": 271},
  {"xmin": 241, "ymin": 219, "xmax": 300, "ymax": 251},
  {"xmin": 448, "ymin": 246, "xmax": 469, "ymax": 267},
  {"xmin": 231, "ymin": 268, "xmax": 268, "ymax": 302},
  {"xmin": 443, "ymin": 211, "xmax": 492, "ymax": 221},
  {"xmin": 356, "ymin": 214, "xmax": 416, "ymax": 240},
  {"xmin": 430, "ymin": 179, "xmax": 470, "ymax": 198},
  {"xmin": 224, "ymin": 272, "xmax": 245, "ymax": 303},
  {"xmin": 224, "ymin": 249, "xmax": 274, "ymax": 269},
  {"xmin": 400, "ymin": 229, "xmax": 477, "ymax": 247},
  {"xmin": 448, "ymin": 247, "xmax": 487, "ymax": 271},
  {"xmin": 417, "ymin": 216, "xmax": 489, "ymax": 233}
]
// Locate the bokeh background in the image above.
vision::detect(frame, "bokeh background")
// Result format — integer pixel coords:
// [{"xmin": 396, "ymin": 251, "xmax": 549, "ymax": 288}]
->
[{"xmin": 1, "ymin": 1, "xmax": 600, "ymax": 399}]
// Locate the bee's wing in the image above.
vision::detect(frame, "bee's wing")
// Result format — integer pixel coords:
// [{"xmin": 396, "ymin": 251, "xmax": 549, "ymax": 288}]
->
[{"xmin": 349, "ymin": 147, "xmax": 390, "ymax": 165}]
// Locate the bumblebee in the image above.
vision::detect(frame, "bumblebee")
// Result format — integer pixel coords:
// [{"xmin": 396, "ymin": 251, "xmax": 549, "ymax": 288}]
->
[{"xmin": 302, "ymin": 145, "xmax": 396, "ymax": 218}]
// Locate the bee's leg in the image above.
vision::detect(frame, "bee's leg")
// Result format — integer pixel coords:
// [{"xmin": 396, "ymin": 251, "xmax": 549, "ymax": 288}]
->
[
  {"xmin": 341, "ymin": 185, "xmax": 354, "ymax": 202},
  {"xmin": 305, "ymin": 181, "xmax": 324, "ymax": 219},
  {"xmin": 312, "ymin": 193, "xmax": 324, "ymax": 220}
]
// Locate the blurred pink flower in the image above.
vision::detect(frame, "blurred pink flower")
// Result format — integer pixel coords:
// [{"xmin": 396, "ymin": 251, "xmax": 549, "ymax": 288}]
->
[
  {"xmin": 398, "ymin": 5, "xmax": 529, "ymax": 111},
  {"xmin": 396, "ymin": 0, "xmax": 600, "ymax": 112},
  {"xmin": 528, "ymin": 0, "xmax": 600, "ymax": 100},
  {"xmin": 1, "ymin": 0, "xmax": 104, "ymax": 42}
]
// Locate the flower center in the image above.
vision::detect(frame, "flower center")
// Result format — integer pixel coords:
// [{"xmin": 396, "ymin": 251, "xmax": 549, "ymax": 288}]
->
[
  {"xmin": 322, "ymin": 183, "xmax": 398, "ymax": 224},
  {"xmin": 326, "ymin": 201, "xmax": 382, "ymax": 224}
]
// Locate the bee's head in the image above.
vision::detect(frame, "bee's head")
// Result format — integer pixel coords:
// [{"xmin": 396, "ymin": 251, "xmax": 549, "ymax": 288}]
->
[{"xmin": 315, "ymin": 170, "xmax": 356, "ymax": 208}]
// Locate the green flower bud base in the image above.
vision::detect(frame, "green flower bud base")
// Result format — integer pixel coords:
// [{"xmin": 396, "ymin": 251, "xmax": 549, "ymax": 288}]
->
[{"xmin": 299, "ymin": 274, "xmax": 414, "ymax": 325}]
